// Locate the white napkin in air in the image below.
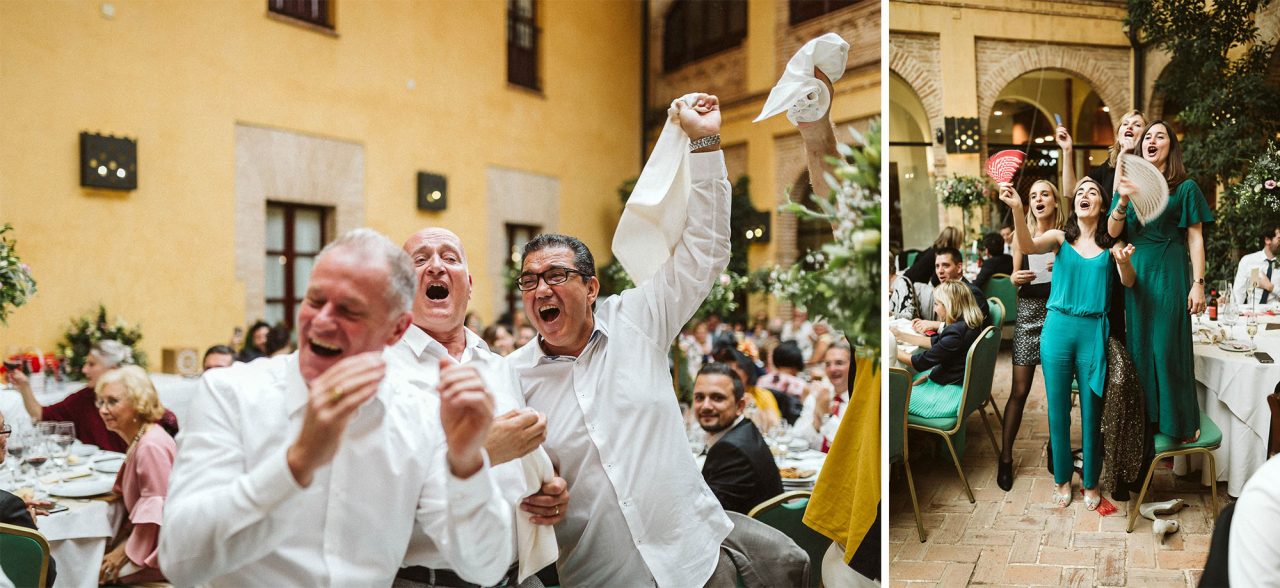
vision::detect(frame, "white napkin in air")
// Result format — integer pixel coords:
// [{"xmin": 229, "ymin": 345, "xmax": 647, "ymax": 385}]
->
[
  {"xmin": 611, "ymin": 93, "xmax": 703, "ymax": 284},
  {"xmin": 754, "ymin": 32, "xmax": 850, "ymax": 125},
  {"xmin": 516, "ymin": 446, "xmax": 558, "ymax": 582}
]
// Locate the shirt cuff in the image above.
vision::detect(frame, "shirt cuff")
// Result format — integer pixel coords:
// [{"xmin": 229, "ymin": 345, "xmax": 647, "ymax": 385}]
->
[
  {"xmin": 446, "ymin": 450, "xmax": 497, "ymax": 512},
  {"xmin": 688, "ymin": 150, "xmax": 726, "ymax": 182},
  {"xmin": 243, "ymin": 445, "xmax": 306, "ymax": 511}
]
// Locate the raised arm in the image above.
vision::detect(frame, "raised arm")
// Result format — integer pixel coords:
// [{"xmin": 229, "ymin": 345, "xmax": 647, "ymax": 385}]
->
[
  {"xmin": 622, "ymin": 93, "xmax": 731, "ymax": 347},
  {"xmin": 1056, "ymin": 126, "xmax": 1076, "ymax": 200},
  {"xmin": 998, "ymin": 183, "xmax": 1062, "ymax": 255},
  {"xmin": 6, "ymin": 371, "xmax": 44, "ymax": 422},
  {"xmin": 797, "ymin": 69, "xmax": 838, "ymax": 200}
]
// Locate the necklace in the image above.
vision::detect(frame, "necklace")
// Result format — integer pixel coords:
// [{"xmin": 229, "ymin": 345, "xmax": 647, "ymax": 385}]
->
[{"xmin": 123, "ymin": 423, "xmax": 149, "ymax": 464}]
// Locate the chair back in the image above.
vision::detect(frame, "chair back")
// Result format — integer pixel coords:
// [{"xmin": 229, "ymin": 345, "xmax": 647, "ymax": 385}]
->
[
  {"xmin": 888, "ymin": 368, "xmax": 912, "ymax": 463},
  {"xmin": 748, "ymin": 491, "xmax": 828, "ymax": 588},
  {"xmin": 0, "ymin": 522, "xmax": 50, "ymax": 588},
  {"xmin": 1269, "ymin": 386, "xmax": 1280, "ymax": 458},
  {"xmin": 901, "ymin": 249, "xmax": 921, "ymax": 271},
  {"xmin": 986, "ymin": 297, "xmax": 1005, "ymax": 329},
  {"xmin": 957, "ymin": 326, "xmax": 1000, "ymax": 429},
  {"xmin": 983, "ymin": 274, "xmax": 1018, "ymax": 325}
]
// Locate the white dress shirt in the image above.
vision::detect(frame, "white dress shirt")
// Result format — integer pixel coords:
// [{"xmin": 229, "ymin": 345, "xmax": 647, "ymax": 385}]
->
[
  {"xmin": 509, "ymin": 150, "xmax": 733, "ymax": 588},
  {"xmin": 1233, "ymin": 249, "xmax": 1277, "ymax": 305},
  {"xmin": 384, "ymin": 324, "xmax": 550, "ymax": 571},
  {"xmin": 159, "ymin": 353, "xmax": 513, "ymax": 587},
  {"xmin": 1230, "ymin": 454, "xmax": 1280, "ymax": 585},
  {"xmin": 781, "ymin": 320, "xmax": 815, "ymax": 359}
]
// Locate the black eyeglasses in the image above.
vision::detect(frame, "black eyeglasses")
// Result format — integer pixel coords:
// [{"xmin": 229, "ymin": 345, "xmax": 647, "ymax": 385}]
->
[{"xmin": 516, "ymin": 267, "xmax": 593, "ymax": 291}]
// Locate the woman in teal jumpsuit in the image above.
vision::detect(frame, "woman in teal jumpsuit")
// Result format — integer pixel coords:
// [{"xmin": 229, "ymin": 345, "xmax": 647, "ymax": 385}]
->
[
  {"xmin": 1106, "ymin": 120, "xmax": 1213, "ymax": 441},
  {"xmin": 1000, "ymin": 177, "xmax": 1136, "ymax": 510}
]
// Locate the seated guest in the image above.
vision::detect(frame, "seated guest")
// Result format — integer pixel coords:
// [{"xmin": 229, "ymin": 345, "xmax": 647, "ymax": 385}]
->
[
  {"xmin": 890, "ymin": 264, "xmax": 919, "ymax": 320},
  {"xmin": 892, "ymin": 280, "xmax": 985, "ymax": 418},
  {"xmin": 712, "ymin": 338, "xmax": 780, "ymax": 435},
  {"xmin": 1232, "ymin": 224, "xmax": 1280, "ymax": 305},
  {"xmin": 794, "ymin": 340, "xmax": 852, "ymax": 452},
  {"xmin": 912, "ymin": 247, "xmax": 990, "ymax": 333},
  {"xmin": 237, "ymin": 320, "xmax": 271, "ymax": 362},
  {"xmin": 757, "ymin": 342, "xmax": 808, "ymax": 424},
  {"xmin": 694, "ymin": 363, "xmax": 784, "ymax": 514},
  {"xmin": 1000, "ymin": 225, "xmax": 1014, "ymax": 254},
  {"xmin": 9, "ymin": 340, "xmax": 178, "ymax": 452},
  {"xmin": 202, "ymin": 345, "xmax": 237, "ymax": 371},
  {"xmin": 974, "ymin": 232, "xmax": 1014, "ymax": 289},
  {"xmin": 903, "ymin": 226, "xmax": 964, "ymax": 285},
  {"xmin": 95, "ymin": 366, "xmax": 176, "ymax": 585},
  {"xmin": 0, "ymin": 412, "xmax": 56, "ymax": 586}
]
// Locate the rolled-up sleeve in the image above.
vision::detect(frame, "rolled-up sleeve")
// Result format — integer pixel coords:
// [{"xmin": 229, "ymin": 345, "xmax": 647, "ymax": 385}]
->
[{"xmin": 158, "ymin": 379, "xmax": 306, "ymax": 586}]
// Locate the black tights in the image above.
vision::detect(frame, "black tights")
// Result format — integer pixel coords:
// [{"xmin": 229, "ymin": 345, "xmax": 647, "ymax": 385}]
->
[{"xmin": 1000, "ymin": 364, "xmax": 1038, "ymax": 463}]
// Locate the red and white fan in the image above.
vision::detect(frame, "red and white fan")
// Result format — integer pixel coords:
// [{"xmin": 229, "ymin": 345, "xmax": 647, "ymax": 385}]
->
[
  {"xmin": 1117, "ymin": 153, "xmax": 1169, "ymax": 224},
  {"xmin": 985, "ymin": 150, "xmax": 1025, "ymax": 183}
]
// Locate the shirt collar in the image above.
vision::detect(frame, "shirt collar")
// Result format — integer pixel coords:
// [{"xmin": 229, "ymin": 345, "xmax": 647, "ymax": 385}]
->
[
  {"xmin": 403, "ymin": 323, "xmax": 488, "ymax": 365},
  {"xmin": 705, "ymin": 415, "xmax": 745, "ymax": 447},
  {"xmin": 534, "ymin": 313, "xmax": 610, "ymax": 363}
]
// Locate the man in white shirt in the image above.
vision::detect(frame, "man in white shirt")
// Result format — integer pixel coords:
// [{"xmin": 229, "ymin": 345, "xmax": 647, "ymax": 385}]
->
[
  {"xmin": 389, "ymin": 226, "xmax": 568, "ymax": 587},
  {"xmin": 780, "ymin": 308, "xmax": 815, "ymax": 360},
  {"xmin": 507, "ymin": 93, "xmax": 735, "ymax": 587},
  {"xmin": 1229, "ymin": 453, "xmax": 1280, "ymax": 584},
  {"xmin": 160, "ymin": 229, "xmax": 513, "ymax": 587},
  {"xmin": 794, "ymin": 340, "xmax": 852, "ymax": 452},
  {"xmin": 1233, "ymin": 224, "xmax": 1280, "ymax": 305}
]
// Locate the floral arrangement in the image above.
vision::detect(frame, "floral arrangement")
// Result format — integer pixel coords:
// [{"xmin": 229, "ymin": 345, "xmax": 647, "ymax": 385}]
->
[
  {"xmin": 0, "ymin": 224, "xmax": 37, "ymax": 326},
  {"xmin": 1208, "ymin": 143, "xmax": 1280, "ymax": 283},
  {"xmin": 694, "ymin": 271, "xmax": 750, "ymax": 321},
  {"xmin": 56, "ymin": 304, "xmax": 147, "ymax": 378},
  {"xmin": 761, "ymin": 120, "xmax": 882, "ymax": 356},
  {"xmin": 935, "ymin": 174, "xmax": 993, "ymax": 211},
  {"xmin": 1229, "ymin": 143, "xmax": 1280, "ymax": 213}
]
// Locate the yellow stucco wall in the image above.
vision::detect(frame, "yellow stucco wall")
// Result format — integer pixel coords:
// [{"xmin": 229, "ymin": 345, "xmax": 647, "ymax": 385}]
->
[{"xmin": 0, "ymin": 0, "xmax": 640, "ymax": 361}]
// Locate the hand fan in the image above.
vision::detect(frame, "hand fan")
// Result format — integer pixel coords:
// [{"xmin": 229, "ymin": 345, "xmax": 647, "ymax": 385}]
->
[
  {"xmin": 1118, "ymin": 153, "xmax": 1170, "ymax": 224},
  {"xmin": 985, "ymin": 150, "xmax": 1025, "ymax": 183}
]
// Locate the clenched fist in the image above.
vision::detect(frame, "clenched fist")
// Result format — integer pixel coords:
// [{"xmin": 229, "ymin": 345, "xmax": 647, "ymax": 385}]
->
[{"xmin": 438, "ymin": 358, "xmax": 495, "ymax": 478}]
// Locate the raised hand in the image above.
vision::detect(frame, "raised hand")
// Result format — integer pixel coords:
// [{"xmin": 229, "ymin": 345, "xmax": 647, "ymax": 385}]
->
[
  {"xmin": 484, "ymin": 408, "xmax": 547, "ymax": 465},
  {"xmin": 1112, "ymin": 243, "xmax": 1136, "ymax": 265},
  {"xmin": 1055, "ymin": 126, "xmax": 1073, "ymax": 151},
  {"xmin": 287, "ymin": 352, "xmax": 386, "ymax": 487},
  {"xmin": 797, "ymin": 67, "xmax": 835, "ymax": 130},
  {"xmin": 997, "ymin": 182, "xmax": 1022, "ymax": 210},
  {"xmin": 674, "ymin": 93, "xmax": 721, "ymax": 140},
  {"xmin": 438, "ymin": 358, "xmax": 495, "ymax": 478}
]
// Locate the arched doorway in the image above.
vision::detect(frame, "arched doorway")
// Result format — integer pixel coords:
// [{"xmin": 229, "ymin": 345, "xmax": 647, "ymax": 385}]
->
[{"xmin": 889, "ymin": 72, "xmax": 938, "ymax": 258}]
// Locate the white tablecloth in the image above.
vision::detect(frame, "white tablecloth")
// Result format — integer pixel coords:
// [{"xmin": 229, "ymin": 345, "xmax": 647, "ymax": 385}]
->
[
  {"xmin": 1187, "ymin": 316, "xmax": 1280, "ymax": 496},
  {"xmin": 1, "ymin": 465, "xmax": 118, "ymax": 588}
]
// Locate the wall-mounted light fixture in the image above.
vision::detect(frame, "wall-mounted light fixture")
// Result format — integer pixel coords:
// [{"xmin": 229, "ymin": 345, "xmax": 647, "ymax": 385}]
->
[
  {"xmin": 944, "ymin": 117, "xmax": 981, "ymax": 154},
  {"xmin": 80, "ymin": 132, "xmax": 137, "ymax": 190},
  {"xmin": 742, "ymin": 209, "xmax": 771, "ymax": 244},
  {"xmin": 934, "ymin": 128, "xmax": 945, "ymax": 145},
  {"xmin": 417, "ymin": 172, "xmax": 447, "ymax": 211}
]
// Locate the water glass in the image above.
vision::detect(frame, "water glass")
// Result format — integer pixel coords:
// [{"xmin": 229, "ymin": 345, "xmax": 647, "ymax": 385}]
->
[{"xmin": 1223, "ymin": 303, "xmax": 1240, "ymax": 336}]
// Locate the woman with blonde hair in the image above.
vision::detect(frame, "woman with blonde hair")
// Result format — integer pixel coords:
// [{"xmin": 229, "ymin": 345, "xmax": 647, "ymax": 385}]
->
[
  {"xmin": 997, "ymin": 178, "xmax": 1067, "ymax": 490},
  {"xmin": 891, "ymin": 280, "xmax": 985, "ymax": 419},
  {"xmin": 1057, "ymin": 109, "xmax": 1146, "ymax": 195},
  {"xmin": 999, "ymin": 176, "xmax": 1137, "ymax": 510},
  {"xmin": 95, "ymin": 365, "xmax": 175, "ymax": 585}
]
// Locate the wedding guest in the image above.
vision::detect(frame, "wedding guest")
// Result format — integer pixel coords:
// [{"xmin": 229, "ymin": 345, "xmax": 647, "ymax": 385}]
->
[
  {"xmin": 1232, "ymin": 224, "xmax": 1280, "ymax": 305},
  {"xmin": 889, "ymin": 263, "xmax": 919, "ymax": 320},
  {"xmin": 911, "ymin": 247, "xmax": 990, "ymax": 331},
  {"xmin": 265, "ymin": 322, "xmax": 293, "ymax": 357},
  {"xmin": 1000, "ymin": 225, "xmax": 1014, "ymax": 254},
  {"xmin": 998, "ymin": 179, "xmax": 1066, "ymax": 491},
  {"xmin": 95, "ymin": 365, "xmax": 175, "ymax": 585},
  {"xmin": 780, "ymin": 308, "xmax": 815, "ymax": 360},
  {"xmin": 974, "ymin": 232, "xmax": 1013, "ymax": 290},
  {"xmin": 711, "ymin": 340, "xmax": 780, "ymax": 435},
  {"xmin": 237, "ymin": 320, "xmax": 270, "ymax": 362},
  {"xmin": 694, "ymin": 363, "xmax": 784, "ymax": 515},
  {"xmin": 201, "ymin": 345, "xmax": 237, "ymax": 371},
  {"xmin": 10, "ymin": 340, "xmax": 178, "ymax": 452},
  {"xmin": 806, "ymin": 321, "xmax": 835, "ymax": 367},
  {"xmin": 903, "ymin": 226, "xmax": 964, "ymax": 285},
  {"xmin": 1108, "ymin": 120, "xmax": 1213, "ymax": 444},
  {"xmin": 1059, "ymin": 109, "xmax": 1146, "ymax": 196},
  {"xmin": 389, "ymin": 227, "xmax": 567, "ymax": 587},
  {"xmin": 159, "ymin": 229, "xmax": 513, "ymax": 586},
  {"xmin": 757, "ymin": 342, "xmax": 808, "ymax": 425},
  {"xmin": 515, "ymin": 325, "xmax": 536, "ymax": 348},
  {"xmin": 480, "ymin": 324, "xmax": 516, "ymax": 356},
  {"xmin": 1229, "ymin": 453, "xmax": 1280, "ymax": 585},
  {"xmin": 795, "ymin": 340, "xmax": 852, "ymax": 453},
  {"xmin": 0, "ymin": 412, "xmax": 56, "ymax": 586},
  {"xmin": 891, "ymin": 281, "xmax": 984, "ymax": 420},
  {"xmin": 1000, "ymin": 177, "xmax": 1136, "ymax": 510}
]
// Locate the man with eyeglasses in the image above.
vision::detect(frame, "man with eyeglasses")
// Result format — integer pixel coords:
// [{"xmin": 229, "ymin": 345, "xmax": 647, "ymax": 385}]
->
[
  {"xmin": 0, "ymin": 412, "xmax": 57, "ymax": 585},
  {"xmin": 388, "ymin": 226, "xmax": 567, "ymax": 587},
  {"xmin": 506, "ymin": 93, "xmax": 740, "ymax": 587}
]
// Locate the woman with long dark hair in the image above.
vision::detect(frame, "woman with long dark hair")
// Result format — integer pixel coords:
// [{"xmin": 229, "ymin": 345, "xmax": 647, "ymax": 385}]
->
[
  {"xmin": 997, "ymin": 179, "xmax": 1067, "ymax": 491},
  {"xmin": 999, "ymin": 177, "xmax": 1136, "ymax": 509},
  {"xmin": 1108, "ymin": 120, "xmax": 1213, "ymax": 443}
]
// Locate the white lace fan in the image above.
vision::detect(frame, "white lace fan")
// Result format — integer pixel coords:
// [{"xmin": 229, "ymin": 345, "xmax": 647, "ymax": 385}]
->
[{"xmin": 1118, "ymin": 153, "xmax": 1170, "ymax": 224}]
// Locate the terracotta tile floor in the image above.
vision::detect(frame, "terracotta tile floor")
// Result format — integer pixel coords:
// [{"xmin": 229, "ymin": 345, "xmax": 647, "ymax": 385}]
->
[{"xmin": 889, "ymin": 348, "xmax": 1226, "ymax": 587}]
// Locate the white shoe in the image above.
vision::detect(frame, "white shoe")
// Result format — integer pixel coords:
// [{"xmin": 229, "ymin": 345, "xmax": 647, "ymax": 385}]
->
[
  {"xmin": 1152, "ymin": 518, "xmax": 1180, "ymax": 543},
  {"xmin": 1139, "ymin": 498, "xmax": 1186, "ymax": 521}
]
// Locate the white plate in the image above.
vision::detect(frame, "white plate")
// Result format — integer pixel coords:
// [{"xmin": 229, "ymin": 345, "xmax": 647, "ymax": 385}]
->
[
  {"xmin": 71, "ymin": 444, "xmax": 99, "ymax": 457},
  {"xmin": 47, "ymin": 477, "xmax": 113, "ymax": 498},
  {"xmin": 1218, "ymin": 340, "xmax": 1255, "ymax": 353},
  {"xmin": 92, "ymin": 452, "xmax": 125, "ymax": 462},
  {"xmin": 93, "ymin": 460, "xmax": 122, "ymax": 474}
]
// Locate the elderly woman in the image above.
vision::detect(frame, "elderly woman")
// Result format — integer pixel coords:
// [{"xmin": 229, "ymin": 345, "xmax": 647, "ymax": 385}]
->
[
  {"xmin": 9, "ymin": 340, "xmax": 177, "ymax": 452},
  {"xmin": 95, "ymin": 365, "xmax": 175, "ymax": 585}
]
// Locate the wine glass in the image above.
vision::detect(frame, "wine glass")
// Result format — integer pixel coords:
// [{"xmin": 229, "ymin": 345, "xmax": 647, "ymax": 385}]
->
[
  {"xmin": 1247, "ymin": 315, "xmax": 1260, "ymax": 356},
  {"xmin": 51, "ymin": 422, "xmax": 74, "ymax": 478},
  {"xmin": 5, "ymin": 430, "xmax": 27, "ymax": 480},
  {"xmin": 25, "ymin": 426, "xmax": 51, "ymax": 482},
  {"xmin": 1223, "ymin": 303, "xmax": 1239, "ymax": 338}
]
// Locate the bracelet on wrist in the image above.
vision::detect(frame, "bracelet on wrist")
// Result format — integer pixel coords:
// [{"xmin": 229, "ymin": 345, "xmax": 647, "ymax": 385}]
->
[{"xmin": 689, "ymin": 134, "xmax": 721, "ymax": 152}]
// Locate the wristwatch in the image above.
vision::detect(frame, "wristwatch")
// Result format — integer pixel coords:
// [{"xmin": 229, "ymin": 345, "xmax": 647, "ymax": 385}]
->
[{"xmin": 1193, "ymin": 278, "xmax": 1205, "ymax": 286}]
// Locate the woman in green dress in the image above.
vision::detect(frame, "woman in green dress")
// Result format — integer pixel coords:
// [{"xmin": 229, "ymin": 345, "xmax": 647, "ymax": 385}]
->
[{"xmin": 1107, "ymin": 120, "xmax": 1213, "ymax": 442}]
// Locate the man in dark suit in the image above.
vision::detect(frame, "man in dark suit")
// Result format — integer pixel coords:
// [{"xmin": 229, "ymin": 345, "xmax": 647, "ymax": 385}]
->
[
  {"xmin": 695, "ymin": 363, "xmax": 784, "ymax": 514},
  {"xmin": 0, "ymin": 413, "xmax": 56, "ymax": 586}
]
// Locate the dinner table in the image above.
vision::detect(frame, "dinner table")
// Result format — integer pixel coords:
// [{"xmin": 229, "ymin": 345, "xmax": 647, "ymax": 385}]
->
[{"xmin": 1182, "ymin": 308, "xmax": 1280, "ymax": 496}]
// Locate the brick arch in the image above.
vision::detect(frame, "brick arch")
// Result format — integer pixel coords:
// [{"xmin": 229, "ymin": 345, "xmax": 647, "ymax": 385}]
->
[
  {"xmin": 977, "ymin": 46, "xmax": 1129, "ymax": 133},
  {"xmin": 889, "ymin": 50, "xmax": 944, "ymax": 139}
]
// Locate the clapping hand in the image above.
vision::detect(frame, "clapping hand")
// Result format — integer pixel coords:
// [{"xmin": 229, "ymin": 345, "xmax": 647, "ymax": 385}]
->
[
  {"xmin": 438, "ymin": 358, "xmax": 495, "ymax": 478},
  {"xmin": 287, "ymin": 352, "xmax": 386, "ymax": 487},
  {"xmin": 674, "ymin": 93, "xmax": 721, "ymax": 141}
]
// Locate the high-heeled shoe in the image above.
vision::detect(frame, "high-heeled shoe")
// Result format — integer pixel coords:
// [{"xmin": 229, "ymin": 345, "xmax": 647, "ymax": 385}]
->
[
  {"xmin": 1052, "ymin": 484, "xmax": 1073, "ymax": 508},
  {"xmin": 1152, "ymin": 518, "xmax": 1180, "ymax": 544},
  {"xmin": 997, "ymin": 459, "xmax": 1014, "ymax": 491},
  {"xmin": 1084, "ymin": 490, "xmax": 1101, "ymax": 511},
  {"xmin": 1139, "ymin": 498, "xmax": 1186, "ymax": 521}
]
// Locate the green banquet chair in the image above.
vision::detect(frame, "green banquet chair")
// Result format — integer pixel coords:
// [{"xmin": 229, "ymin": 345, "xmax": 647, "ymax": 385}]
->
[
  {"xmin": 1126, "ymin": 411, "xmax": 1223, "ymax": 533},
  {"xmin": 0, "ymin": 521, "xmax": 51, "ymax": 588},
  {"xmin": 748, "ymin": 491, "xmax": 827, "ymax": 588},
  {"xmin": 889, "ymin": 367, "xmax": 925, "ymax": 542}
]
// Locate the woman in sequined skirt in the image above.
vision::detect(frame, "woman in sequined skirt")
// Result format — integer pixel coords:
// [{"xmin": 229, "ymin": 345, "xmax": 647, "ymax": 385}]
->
[{"xmin": 997, "ymin": 179, "xmax": 1066, "ymax": 492}]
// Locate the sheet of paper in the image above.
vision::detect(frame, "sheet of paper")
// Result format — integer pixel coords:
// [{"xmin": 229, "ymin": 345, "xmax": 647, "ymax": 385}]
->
[{"xmin": 1028, "ymin": 252, "xmax": 1054, "ymax": 285}]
